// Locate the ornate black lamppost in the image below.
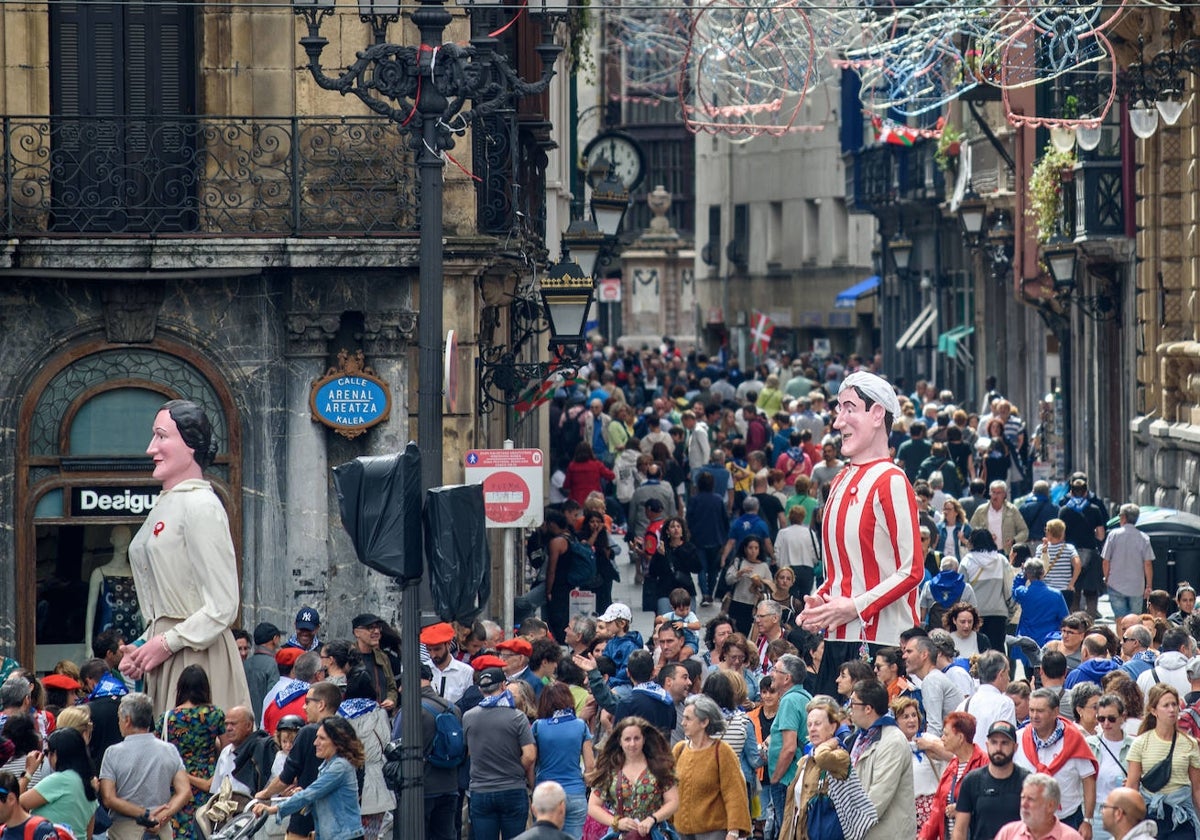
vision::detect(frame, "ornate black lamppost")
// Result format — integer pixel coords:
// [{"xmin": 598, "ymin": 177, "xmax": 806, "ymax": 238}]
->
[{"xmin": 290, "ymin": 2, "xmax": 564, "ymax": 836}]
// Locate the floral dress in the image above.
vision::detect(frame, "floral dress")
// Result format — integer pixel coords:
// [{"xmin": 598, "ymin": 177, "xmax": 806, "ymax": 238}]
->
[
  {"xmin": 590, "ymin": 766, "xmax": 666, "ymax": 840},
  {"xmin": 159, "ymin": 704, "xmax": 226, "ymax": 840}
]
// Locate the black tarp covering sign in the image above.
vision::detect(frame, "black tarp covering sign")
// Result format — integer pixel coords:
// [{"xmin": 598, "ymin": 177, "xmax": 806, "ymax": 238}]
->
[
  {"xmin": 332, "ymin": 442, "xmax": 423, "ymax": 581},
  {"xmin": 423, "ymin": 483, "xmax": 490, "ymax": 624}
]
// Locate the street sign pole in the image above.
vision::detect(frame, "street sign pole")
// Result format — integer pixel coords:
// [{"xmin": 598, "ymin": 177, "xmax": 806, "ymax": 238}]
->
[{"xmin": 464, "ymin": 444, "xmax": 546, "ymax": 635}]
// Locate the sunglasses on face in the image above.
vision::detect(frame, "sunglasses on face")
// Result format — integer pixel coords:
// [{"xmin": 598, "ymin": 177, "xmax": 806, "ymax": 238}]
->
[{"xmin": 1097, "ymin": 715, "xmax": 1121, "ymax": 723}]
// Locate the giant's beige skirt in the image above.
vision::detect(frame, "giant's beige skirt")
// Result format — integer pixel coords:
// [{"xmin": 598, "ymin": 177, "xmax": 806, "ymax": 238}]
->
[{"xmin": 145, "ymin": 616, "xmax": 252, "ymax": 717}]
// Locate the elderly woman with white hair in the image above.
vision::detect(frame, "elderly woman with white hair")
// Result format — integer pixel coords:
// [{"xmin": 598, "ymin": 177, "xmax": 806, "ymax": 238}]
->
[{"xmin": 672, "ymin": 695, "xmax": 752, "ymax": 840}]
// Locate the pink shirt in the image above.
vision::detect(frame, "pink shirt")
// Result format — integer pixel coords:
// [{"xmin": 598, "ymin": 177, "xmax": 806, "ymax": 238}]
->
[{"xmin": 994, "ymin": 820, "xmax": 1085, "ymax": 840}]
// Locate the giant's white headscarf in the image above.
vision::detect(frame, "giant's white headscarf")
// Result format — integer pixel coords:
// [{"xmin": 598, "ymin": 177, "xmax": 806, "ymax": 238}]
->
[{"xmin": 839, "ymin": 371, "xmax": 901, "ymax": 418}]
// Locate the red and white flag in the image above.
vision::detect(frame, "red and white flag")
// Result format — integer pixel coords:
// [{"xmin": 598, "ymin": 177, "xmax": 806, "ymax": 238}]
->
[{"xmin": 749, "ymin": 310, "xmax": 774, "ymax": 356}]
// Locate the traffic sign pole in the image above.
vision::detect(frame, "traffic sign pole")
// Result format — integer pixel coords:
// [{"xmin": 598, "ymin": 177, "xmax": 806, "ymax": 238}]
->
[{"xmin": 465, "ymin": 442, "xmax": 546, "ymax": 634}]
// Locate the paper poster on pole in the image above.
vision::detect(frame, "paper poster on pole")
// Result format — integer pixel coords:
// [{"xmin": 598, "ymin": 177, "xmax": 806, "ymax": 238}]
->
[
  {"xmin": 569, "ymin": 589, "xmax": 596, "ymax": 619},
  {"xmin": 464, "ymin": 448, "xmax": 545, "ymax": 529}
]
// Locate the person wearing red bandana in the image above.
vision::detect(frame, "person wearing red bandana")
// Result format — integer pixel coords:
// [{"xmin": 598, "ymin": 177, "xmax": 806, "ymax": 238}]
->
[
  {"xmin": 801, "ymin": 371, "xmax": 923, "ymax": 697},
  {"xmin": 1014, "ymin": 688, "xmax": 1098, "ymax": 839},
  {"xmin": 118, "ymin": 399, "xmax": 251, "ymax": 717}
]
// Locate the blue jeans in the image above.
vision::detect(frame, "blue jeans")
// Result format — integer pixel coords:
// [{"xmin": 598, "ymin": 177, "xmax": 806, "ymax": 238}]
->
[
  {"xmin": 761, "ymin": 782, "xmax": 786, "ymax": 840},
  {"xmin": 563, "ymin": 793, "xmax": 588, "ymax": 840},
  {"xmin": 1107, "ymin": 589, "xmax": 1141, "ymax": 618},
  {"xmin": 469, "ymin": 788, "xmax": 529, "ymax": 840}
]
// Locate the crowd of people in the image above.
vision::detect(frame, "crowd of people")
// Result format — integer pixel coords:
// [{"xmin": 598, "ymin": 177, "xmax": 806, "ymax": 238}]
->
[{"xmin": 1, "ymin": 357, "xmax": 1195, "ymax": 840}]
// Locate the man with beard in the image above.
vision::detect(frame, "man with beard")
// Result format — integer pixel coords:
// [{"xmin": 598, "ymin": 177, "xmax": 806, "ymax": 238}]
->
[
  {"xmin": 421, "ymin": 622, "xmax": 473, "ymax": 703},
  {"xmin": 953, "ymin": 721, "xmax": 1029, "ymax": 840}
]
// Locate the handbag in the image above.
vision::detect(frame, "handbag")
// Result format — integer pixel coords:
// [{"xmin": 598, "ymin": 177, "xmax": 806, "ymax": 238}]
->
[
  {"xmin": 805, "ymin": 771, "xmax": 846, "ymax": 840},
  {"xmin": 1140, "ymin": 730, "xmax": 1177, "ymax": 793},
  {"xmin": 827, "ymin": 769, "xmax": 878, "ymax": 840}
]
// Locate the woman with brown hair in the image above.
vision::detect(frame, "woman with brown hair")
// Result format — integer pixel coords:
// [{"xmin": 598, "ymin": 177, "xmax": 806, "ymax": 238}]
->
[
  {"xmin": 586, "ymin": 716, "xmax": 679, "ymax": 838},
  {"xmin": 254, "ymin": 715, "xmax": 365, "ymax": 839},
  {"xmin": 1124, "ymin": 683, "xmax": 1200, "ymax": 840}
]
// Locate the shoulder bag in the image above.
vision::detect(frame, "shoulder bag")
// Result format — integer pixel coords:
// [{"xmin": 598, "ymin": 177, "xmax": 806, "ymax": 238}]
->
[
  {"xmin": 1140, "ymin": 730, "xmax": 1177, "ymax": 793},
  {"xmin": 805, "ymin": 769, "xmax": 846, "ymax": 840},
  {"xmin": 827, "ymin": 767, "xmax": 878, "ymax": 840}
]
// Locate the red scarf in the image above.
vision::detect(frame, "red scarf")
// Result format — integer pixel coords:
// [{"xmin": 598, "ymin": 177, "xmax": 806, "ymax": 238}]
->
[{"xmin": 1020, "ymin": 717, "xmax": 1098, "ymax": 776}]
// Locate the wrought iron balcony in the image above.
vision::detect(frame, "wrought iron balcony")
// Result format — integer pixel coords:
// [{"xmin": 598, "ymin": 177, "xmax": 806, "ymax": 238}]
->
[{"xmin": 1, "ymin": 115, "xmax": 420, "ymax": 236}]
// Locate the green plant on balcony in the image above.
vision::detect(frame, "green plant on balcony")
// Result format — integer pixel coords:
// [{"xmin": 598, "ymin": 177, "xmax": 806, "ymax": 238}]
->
[
  {"xmin": 935, "ymin": 124, "xmax": 963, "ymax": 172},
  {"xmin": 1027, "ymin": 147, "xmax": 1075, "ymax": 243}
]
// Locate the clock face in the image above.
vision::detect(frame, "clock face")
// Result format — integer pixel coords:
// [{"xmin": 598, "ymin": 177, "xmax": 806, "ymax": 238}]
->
[{"xmin": 583, "ymin": 132, "xmax": 646, "ymax": 191}]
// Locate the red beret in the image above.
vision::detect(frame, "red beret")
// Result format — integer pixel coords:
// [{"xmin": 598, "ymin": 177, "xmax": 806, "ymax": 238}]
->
[
  {"xmin": 275, "ymin": 647, "xmax": 303, "ymax": 667},
  {"xmin": 496, "ymin": 638, "xmax": 532, "ymax": 657},
  {"xmin": 419, "ymin": 623, "xmax": 456, "ymax": 646},
  {"xmin": 471, "ymin": 654, "xmax": 507, "ymax": 672},
  {"xmin": 42, "ymin": 674, "xmax": 81, "ymax": 691}
]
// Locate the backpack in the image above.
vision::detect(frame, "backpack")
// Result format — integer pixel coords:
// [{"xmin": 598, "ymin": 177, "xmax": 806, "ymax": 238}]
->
[
  {"xmin": 1181, "ymin": 698, "xmax": 1200, "ymax": 738},
  {"xmin": 420, "ymin": 697, "xmax": 466, "ymax": 769},
  {"xmin": 23, "ymin": 816, "xmax": 76, "ymax": 840},
  {"xmin": 565, "ymin": 536, "xmax": 598, "ymax": 587}
]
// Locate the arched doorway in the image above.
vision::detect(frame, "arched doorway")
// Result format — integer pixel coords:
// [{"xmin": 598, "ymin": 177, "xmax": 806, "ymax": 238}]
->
[{"xmin": 14, "ymin": 337, "xmax": 241, "ymax": 668}]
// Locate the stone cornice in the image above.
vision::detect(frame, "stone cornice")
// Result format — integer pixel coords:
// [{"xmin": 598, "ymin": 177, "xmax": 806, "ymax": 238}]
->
[{"xmin": 2, "ymin": 235, "xmax": 507, "ymax": 272}]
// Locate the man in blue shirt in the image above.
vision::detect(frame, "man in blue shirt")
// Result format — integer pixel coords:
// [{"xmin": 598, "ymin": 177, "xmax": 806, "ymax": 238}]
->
[
  {"xmin": 720, "ymin": 496, "xmax": 774, "ymax": 566},
  {"xmin": 766, "ymin": 654, "xmax": 811, "ymax": 818},
  {"xmin": 1012, "ymin": 557, "xmax": 1069, "ymax": 645},
  {"xmin": 1019, "ymin": 481, "xmax": 1057, "ymax": 543}
]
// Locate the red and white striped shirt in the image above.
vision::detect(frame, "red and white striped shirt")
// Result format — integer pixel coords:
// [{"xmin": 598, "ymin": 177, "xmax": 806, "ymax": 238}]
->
[{"xmin": 817, "ymin": 457, "xmax": 922, "ymax": 645}]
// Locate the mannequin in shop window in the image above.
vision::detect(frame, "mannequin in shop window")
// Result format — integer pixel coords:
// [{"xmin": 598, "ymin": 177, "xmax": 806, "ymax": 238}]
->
[
  {"xmin": 118, "ymin": 399, "xmax": 252, "ymax": 716},
  {"xmin": 84, "ymin": 525, "xmax": 145, "ymax": 659}
]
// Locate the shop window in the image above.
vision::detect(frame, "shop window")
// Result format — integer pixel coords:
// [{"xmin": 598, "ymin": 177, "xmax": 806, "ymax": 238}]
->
[{"xmin": 69, "ymin": 387, "xmax": 165, "ymax": 455}]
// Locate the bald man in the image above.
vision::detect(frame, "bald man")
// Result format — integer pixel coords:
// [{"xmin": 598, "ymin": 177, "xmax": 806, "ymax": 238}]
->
[{"xmin": 1099, "ymin": 788, "xmax": 1154, "ymax": 840}]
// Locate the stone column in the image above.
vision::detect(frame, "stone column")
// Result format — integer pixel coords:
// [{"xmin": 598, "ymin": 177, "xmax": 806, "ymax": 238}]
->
[{"xmin": 281, "ymin": 312, "xmax": 339, "ymax": 629}]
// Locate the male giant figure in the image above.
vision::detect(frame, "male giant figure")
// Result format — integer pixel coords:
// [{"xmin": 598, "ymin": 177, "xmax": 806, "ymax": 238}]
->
[{"xmin": 802, "ymin": 371, "xmax": 923, "ymax": 696}]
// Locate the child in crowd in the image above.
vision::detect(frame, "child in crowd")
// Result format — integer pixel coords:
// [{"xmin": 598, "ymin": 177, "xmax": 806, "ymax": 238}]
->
[{"xmin": 655, "ymin": 588, "xmax": 701, "ymax": 657}]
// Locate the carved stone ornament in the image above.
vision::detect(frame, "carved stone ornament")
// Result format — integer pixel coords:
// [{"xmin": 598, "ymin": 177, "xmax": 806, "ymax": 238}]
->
[
  {"xmin": 102, "ymin": 283, "xmax": 165, "ymax": 343},
  {"xmin": 310, "ymin": 349, "xmax": 393, "ymax": 440}
]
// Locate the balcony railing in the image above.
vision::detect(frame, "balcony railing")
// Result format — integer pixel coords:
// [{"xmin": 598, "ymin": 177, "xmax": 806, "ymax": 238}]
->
[{"xmin": 1, "ymin": 115, "xmax": 420, "ymax": 237}]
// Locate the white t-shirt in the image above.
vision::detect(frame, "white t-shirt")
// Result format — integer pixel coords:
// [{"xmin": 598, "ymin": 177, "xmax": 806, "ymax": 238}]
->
[{"xmin": 209, "ymin": 743, "xmax": 252, "ymax": 796}]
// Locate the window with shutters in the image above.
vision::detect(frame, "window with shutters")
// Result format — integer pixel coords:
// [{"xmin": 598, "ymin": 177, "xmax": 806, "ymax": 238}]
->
[{"xmin": 50, "ymin": 1, "xmax": 198, "ymax": 233}]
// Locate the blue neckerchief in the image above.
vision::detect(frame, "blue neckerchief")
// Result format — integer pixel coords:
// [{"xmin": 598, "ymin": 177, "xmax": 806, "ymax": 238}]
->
[
  {"xmin": 546, "ymin": 709, "xmax": 576, "ymax": 724},
  {"xmin": 283, "ymin": 635, "xmax": 320, "ymax": 651},
  {"xmin": 632, "ymin": 683, "xmax": 673, "ymax": 706},
  {"xmin": 88, "ymin": 673, "xmax": 128, "ymax": 700},
  {"xmin": 1063, "ymin": 495, "xmax": 1090, "ymax": 512},
  {"xmin": 479, "ymin": 689, "xmax": 516, "ymax": 709},
  {"xmin": 275, "ymin": 679, "xmax": 310, "ymax": 709},
  {"xmin": 337, "ymin": 698, "xmax": 378, "ymax": 719},
  {"xmin": 1031, "ymin": 717, "xmax": 1066, "ymax": 751}
]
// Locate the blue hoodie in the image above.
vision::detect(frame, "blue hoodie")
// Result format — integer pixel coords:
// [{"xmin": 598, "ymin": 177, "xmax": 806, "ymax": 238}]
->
[
  {"xmin": 1064, "ymin": 657, "xmax": 1121, "ymax": 689},
  {"xmin": 604, "ymin": 631, "xmax": 645, "ymax": 686}
]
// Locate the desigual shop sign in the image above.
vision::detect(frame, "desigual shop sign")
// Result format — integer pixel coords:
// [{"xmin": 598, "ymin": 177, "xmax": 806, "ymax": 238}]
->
[{"xmin": 71, "ymin": 486, "xmax": 161, "ymax": 516}]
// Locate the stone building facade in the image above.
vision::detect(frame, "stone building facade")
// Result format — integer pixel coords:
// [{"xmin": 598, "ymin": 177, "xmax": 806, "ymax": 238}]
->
[{"xmin": 0, "ymin": 2, "xmax": 565, "ymax": 666}]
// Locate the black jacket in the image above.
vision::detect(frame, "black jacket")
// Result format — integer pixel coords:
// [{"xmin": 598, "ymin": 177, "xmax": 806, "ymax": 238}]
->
[{"xmin": 232, "ymin": 729, "xmax": 279, "ymax": 795}]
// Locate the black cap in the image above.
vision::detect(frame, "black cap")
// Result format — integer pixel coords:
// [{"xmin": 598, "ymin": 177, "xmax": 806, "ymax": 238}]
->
[
  {"xmin": 352, "ymin": 613, "xmax": 384, "ymax": 629},
  {"xmin": 253, "ymin": 622, "xmax": 282, "ymax": 646},
  {"xmin": 987, "ymin": 721, "xmax": 1018, "ymax": 742}
]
